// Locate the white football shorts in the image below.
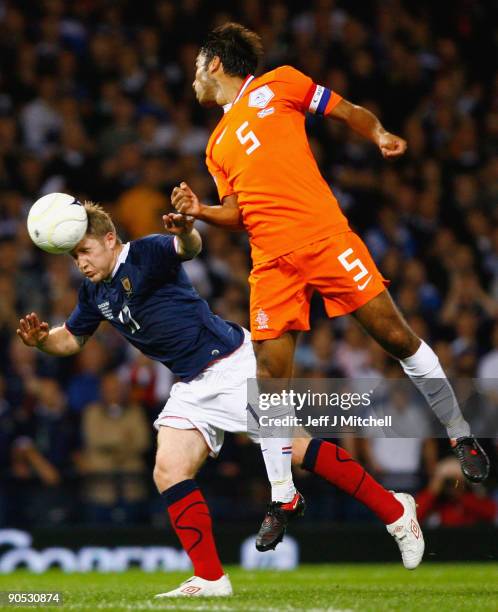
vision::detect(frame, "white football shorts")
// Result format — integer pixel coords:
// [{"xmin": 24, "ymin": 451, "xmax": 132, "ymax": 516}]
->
[{"xmin": 153, "ymin": 329, "xmax": 258, "ymax": 456}]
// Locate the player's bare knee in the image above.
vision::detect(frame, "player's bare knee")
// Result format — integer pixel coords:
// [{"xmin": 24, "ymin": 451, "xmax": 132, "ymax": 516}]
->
[
  {"xmin": 153, "ymin": 457, "xmax": 191, "ymax": 491},
  {"xmin": 256, "ymin": 355, "xmax": 287, "ymax": 379},
  {"xmin": 256, "ymin": 361, "xmax": 274, "ymax": 378},
  {"xmin": 383, "ymin": 327, "xmax": 419, "ymax": 359}
]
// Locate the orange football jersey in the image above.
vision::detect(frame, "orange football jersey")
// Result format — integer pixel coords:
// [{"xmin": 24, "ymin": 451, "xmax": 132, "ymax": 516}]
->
[{"xmin": 205, "ymin": 65, "xmax": 350, "ymax": 264}]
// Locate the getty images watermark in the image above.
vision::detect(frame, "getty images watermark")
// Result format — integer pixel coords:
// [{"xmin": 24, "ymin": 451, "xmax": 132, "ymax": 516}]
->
[
  {"xmin": 257, "ymin": 388, "xmax": 386, "ymax": 428},
  {"xmin": 247, "ymin": 378, "xmax": 498, "ymax": 438}
]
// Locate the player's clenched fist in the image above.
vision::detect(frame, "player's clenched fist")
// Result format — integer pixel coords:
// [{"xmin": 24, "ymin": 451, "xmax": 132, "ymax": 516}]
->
[
  {"xmin": 377, "ymin": 132, "xmax": 407, "ymax": 159},
  {"xmin": 162, "ymin": 212, "xmax": 195, "ymax": 235},
  {"xmin": 17, "ymin": 312, "xmax": 49, "ymax": 347},
  {"xmin": 171, "ymin": 182, "xmax": 202, "ymax": 217}
]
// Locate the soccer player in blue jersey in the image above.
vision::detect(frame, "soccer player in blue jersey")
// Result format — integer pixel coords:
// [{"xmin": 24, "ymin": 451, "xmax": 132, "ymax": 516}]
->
[
  {"xmin": 17, "ymin": 203, "xmax": 425, "ymax": 598},
  {"xmin": 16, "ymin": 202, "xmax": 304, "ymax": 597}
]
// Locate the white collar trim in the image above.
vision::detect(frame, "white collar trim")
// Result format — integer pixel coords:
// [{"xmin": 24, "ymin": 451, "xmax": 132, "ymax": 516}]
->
[
  {"xmin": 233, "ymin": 74, "xmax": 254, "ymax": 104},
  {"xmin": 223, "ymin": 75, "xmax": 255, "ymax": 114},
  {"xmin": 111, "ymin": 242, "xmax": 130, "ymax": 279}
]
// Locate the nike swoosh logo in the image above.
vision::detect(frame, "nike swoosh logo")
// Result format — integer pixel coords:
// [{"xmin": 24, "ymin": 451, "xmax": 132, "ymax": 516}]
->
[
  {"xmin": 427, "ymin": 385, "xmax": 445, "ymax": 398},
  {"xmin": 357, "ymin": 275, "xmax": 373, "ymax": 291},
  {"xmin": 215, "ymin": 127, "xmax": 227, "ymax": 145}
]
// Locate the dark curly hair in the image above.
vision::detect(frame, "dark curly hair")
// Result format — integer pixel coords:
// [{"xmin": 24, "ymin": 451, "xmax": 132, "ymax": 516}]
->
[{"xmin": 200, "ymin": 22, "xmax": 263, "ymax": 78}]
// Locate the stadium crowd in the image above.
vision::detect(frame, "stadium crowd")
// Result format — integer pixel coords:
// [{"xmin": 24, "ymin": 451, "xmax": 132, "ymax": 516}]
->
[{"xmin": 0, "ymin": 0, "xmax": 497, "ymax": 528}]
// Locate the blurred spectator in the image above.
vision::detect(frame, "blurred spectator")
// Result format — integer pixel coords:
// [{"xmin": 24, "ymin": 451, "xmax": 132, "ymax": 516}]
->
[
  {"xmin": 11, "ymin": 377, "xmax": 80, "ymax": 525},
  {"xmin": 449, "ymin": 309, "xmax": 480, "ymax": 358},
  {"xmin": 477, "ymin": 321, "xmax": 498, "ymax": 405},
  {"xmin": 416, "ymin": 457, "xmax": 496, "ymax": 526},
  {"xmin": 80, "ymin": 372, "xmax": 150, "ymax": 523},
  {"xmin": 402, "ymin": 259, "xmax": 441, "ymax": 318},
  {"xmin": 484, "ymin": 227, "xmax": 498, "ymax": 299},
  {"xmin": 361, "ymin": 385, "xmax": 437, "ymax": 493},
  {"xmin": 20, "ymin": 76, "xmax": 62, "ymax": 155},
  {"xmin": 118, "ymin": 349, "xmax": 174, "ymax": 413},
  {"xmin": 441, "ymin": 273, "xmax": 497, "ymax": 328},
  {"xmin": 364, "ymin": 206, "xmax": 416, "ymax": 262},
  {"xmin": 42, "ymin": 119, "xmax": 98, "ymax": 196},
  {"xmin": 295, "ymin": 320, "xmax": 344, "ymax": 376},
  {"xmin": 0, "ymin": 376, "xmax": 14, "ymax": 471},
  {"xmin": 5, "ymin": 336, "xmax": 38, "ymax": 407},
  {"xmin": 98, "ymin": 94, "xmax": 138, "ymax": 158},
  {"xmin": 0, "ymin": 375, "xmax": 16, "ymax": 525},
  {"xmin": 335, "ymin": 321, "xmax": 371, "ymax": 377},
  {"xmin": 66, "ymin": 337, "xmax": 108, "ymax": 412},
  {"xmin": 114, "ymin": 156, "xmax": 170, "ymax": 239},
  {"xmin": 0, "ymin": 270, "xmax": 18, "ymax": 365}
]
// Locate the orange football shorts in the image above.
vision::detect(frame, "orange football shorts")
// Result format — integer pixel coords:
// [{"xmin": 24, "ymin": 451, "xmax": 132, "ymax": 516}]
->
[{"xmin": 249, "ymin": 231, "xmax": 389, "ymax": 340}]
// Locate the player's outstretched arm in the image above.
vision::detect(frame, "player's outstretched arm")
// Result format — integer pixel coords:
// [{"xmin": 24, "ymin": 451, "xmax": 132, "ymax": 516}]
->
[
  {"xmin": 171, "ymin": 182, "xmax": 244, "ymax": 231},
  {"xmin": 329, "ymin": 99, "xmax": 407, "ymax": 159},
  {"xmin": 17, "ymin": 312, "xmax": 85, "ymax": 356}
]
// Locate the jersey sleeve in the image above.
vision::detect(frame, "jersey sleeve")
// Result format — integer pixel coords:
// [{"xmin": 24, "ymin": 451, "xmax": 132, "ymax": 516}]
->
[
  {"xmin": 135, "ymin": 234, "xmax": 182, "ymax": 267},
  {"xmin": 206, "ymin": 155, "xmax": 234, "ymax": 202},
  {"xmin": 275, "ymin": 65, "xmax": 343, "ymax": 116},
  {"xmin": 65, "ymin": 283, "xmax": 103, "ymax": 337}
]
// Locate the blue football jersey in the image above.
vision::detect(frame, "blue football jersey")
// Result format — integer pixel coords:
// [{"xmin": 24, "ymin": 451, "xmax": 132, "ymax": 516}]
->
[{"xmin": 65, "ymin": 234, "xmax": 244, "ymax": 380}]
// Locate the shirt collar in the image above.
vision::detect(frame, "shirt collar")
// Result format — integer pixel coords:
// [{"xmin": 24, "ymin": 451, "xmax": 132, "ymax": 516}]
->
[
  {"xmin": 223, "ymin": 74, "xmax": 255, "ymax": 114},
  {"xmin": 109, "ymin": 242, "xmax": 130, "ymax": 281}
]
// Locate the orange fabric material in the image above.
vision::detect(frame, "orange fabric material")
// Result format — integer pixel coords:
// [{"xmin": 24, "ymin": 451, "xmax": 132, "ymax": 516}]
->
[
  {"xmin": 249, "ymin": 232, "xmax": 388, "ymax": 340},
  {"xmin": 206, "ymin": 65, "xmax": 348, "ymax": 265}
]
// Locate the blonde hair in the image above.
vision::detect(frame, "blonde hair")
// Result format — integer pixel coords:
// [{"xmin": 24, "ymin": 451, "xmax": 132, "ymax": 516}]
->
[{"xmin": 84, "ymin": 201, "xmax": 121, "ymax": 243}]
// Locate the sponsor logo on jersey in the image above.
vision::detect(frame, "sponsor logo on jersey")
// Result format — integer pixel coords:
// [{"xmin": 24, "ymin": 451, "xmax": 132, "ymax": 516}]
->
[
  {"xmin": 255, "ymin": 308, "xmax": 269, "ymax": 330},
  {"xmin": 248, "ymin": 85, "xmax": 274, "ymax": 109},
  {"xmin": 97, "ymin": 301, "xmax": 113, "ymax": 320}
]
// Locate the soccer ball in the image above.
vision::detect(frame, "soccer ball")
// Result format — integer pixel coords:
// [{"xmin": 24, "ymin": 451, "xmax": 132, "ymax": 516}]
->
[{"xmin": 27, "ymin": 193, "xmax": 88, "ymax": 254}]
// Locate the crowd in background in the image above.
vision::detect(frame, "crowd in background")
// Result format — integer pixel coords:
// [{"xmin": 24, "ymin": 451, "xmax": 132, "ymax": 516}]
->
[{"xmin": 0, "ymin": 0, "xmax": 497, "ymax": 529}]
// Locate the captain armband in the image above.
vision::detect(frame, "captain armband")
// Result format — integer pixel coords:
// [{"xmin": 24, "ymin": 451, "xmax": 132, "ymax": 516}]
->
[{"xmin": 304, "ymin": 84, "xmax": 334, "ymax": 116}]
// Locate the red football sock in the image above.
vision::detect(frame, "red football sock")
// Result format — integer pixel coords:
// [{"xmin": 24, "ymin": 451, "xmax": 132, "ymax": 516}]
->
[
  {"xmin": 302, "ymin": 439, "xmax": 403, "ymax": 524},
  {"xmin": 163, "ymin": 480, "xmax": 224, "ymax": 580}
]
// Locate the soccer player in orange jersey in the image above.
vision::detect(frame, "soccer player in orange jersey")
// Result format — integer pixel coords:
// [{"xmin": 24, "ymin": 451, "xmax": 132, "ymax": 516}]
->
[{"xmin": 172, "ymin": 22, "xmax": 489, "ymax": 547}]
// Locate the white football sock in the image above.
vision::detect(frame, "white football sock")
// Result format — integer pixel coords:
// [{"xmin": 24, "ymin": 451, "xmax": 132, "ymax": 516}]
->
[
  {"xmin": 400, "ymin": 340, "xmax": 471, "ymax": 439},
  {"xmin": 259, "ymin": 437, "xmax": 296, "ymax": 502}
]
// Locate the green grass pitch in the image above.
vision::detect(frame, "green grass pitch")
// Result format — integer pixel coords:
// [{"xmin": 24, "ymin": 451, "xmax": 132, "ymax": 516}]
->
[{"xmin": 0, "ymin": 564, "xmax": 496, "ymax": 611}]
